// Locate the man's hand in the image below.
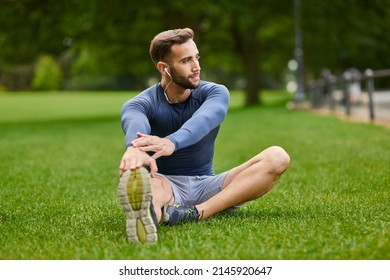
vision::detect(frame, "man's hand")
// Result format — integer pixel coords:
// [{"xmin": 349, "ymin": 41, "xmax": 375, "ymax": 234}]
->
[
  {"xmin": 131, "ymin": 132, "xmax": 175, "ymax": 159},
  {"xmin": 119, "ymin": 146, "xmax": 158, "ymax": 178}
]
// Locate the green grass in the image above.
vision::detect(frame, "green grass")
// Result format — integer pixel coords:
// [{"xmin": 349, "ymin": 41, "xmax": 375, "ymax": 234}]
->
[{"xmin": 0, "ymin": 91, "xmax": 389, "ymax": 260}]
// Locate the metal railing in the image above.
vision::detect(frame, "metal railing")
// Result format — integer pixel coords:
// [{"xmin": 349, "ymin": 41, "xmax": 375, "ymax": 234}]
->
[{"xmin": 308, "ymin": 68, "xmax": 390, "ymax": 121}]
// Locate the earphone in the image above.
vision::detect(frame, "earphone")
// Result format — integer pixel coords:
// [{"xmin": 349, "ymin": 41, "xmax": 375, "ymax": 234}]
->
[
  {"xmin": 164, "ymin": 68, "xmax": 171, "ymax": 78},
  {"xmin": 163, "ymin": 68, "xmax": 173, "ymax": 103}
]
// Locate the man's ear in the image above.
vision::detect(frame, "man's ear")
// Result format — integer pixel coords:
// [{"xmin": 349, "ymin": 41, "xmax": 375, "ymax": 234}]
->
[{"xmin": 157, "ymin": 62, "xmax": 167, "ymax": 75}]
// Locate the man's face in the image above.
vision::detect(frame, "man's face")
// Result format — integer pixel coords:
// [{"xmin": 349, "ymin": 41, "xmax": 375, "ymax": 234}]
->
[{"xmin": 168, "ymin": 39, "xmax": 201, "ymax": 89}]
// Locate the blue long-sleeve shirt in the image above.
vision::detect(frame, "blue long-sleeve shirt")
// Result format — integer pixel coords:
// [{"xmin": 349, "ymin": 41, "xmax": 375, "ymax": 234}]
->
[{"xmin": 121, "ymin": 81, "xmax": 230, "ymax": 176}]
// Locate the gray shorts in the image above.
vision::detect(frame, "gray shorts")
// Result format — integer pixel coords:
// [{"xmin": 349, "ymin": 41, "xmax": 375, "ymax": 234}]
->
[{"xmin": 157, "ymin": 172, "xmax": 229, "ymax": 205}]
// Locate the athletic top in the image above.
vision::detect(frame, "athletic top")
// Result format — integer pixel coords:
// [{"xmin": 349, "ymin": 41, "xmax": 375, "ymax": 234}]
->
[{"xmin": 121, "ymin": 80, "xmax": 230, "ymax": 176}]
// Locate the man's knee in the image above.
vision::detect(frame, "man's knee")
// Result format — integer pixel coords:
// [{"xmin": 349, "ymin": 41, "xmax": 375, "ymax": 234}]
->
[{"xmin": 263, "ymin": 146, "xmax": 290, "ymax": 174}]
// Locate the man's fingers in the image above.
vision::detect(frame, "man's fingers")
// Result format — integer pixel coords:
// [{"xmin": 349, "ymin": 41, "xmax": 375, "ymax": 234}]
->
[
  {"xmin": 119, "ymin": 157, "xmax": 143, "ymax": 177},
  {"xmin": 151, "ymin": 151, "xmax": 163, "ymax": 160},
  {"xmin": 136, "ymin": 132, "xmax": 148, "ymax": 138},
  {"xmin": 138, "ymin": 144, "xmax": 158, "ymax": 152},
  {"xmin": 119, "ymin": 146, "xmax": 158, "ymax": 177},
  {"xmin": 132, "ymin": 133, "xmax": 159, "ymax": 148},
  {"xmin": 147, "ymin": 159, "xmax": 158, "ymax": 177},
  {"xmin": 119, "ymin": 160, "xmax": 126, "ymax": 177},
  {"xmin": 132, "ymin": 138, "xmax": 152, "ymax": 148}
]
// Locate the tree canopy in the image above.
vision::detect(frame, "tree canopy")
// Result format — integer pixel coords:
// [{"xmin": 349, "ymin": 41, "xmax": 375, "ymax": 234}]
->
[{"xmin": 1, "ymin": 0, "xmax": 389, "ymax": 104}]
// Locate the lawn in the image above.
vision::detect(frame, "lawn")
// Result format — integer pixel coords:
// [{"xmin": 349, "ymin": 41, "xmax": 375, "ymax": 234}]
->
[{"xmin": 0, "ymin": 91, "xmax": 389, "ymax": 260}]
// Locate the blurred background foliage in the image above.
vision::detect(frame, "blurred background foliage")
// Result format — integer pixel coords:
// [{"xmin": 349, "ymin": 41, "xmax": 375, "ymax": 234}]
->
[{"xmin": 0, "ymin": 0, "xmax": 389, "ymax": 105}]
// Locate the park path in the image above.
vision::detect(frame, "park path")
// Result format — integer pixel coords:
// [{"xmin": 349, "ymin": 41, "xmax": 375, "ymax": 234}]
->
[{"xmin": 312, "ymin": 90, "xmax": 390, "ymax": 128}]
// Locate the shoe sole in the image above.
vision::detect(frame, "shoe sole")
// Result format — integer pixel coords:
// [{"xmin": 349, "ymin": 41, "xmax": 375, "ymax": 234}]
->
[{"xmin": 118, "ymin": 168, "xmax": 157, "ymax": 243}]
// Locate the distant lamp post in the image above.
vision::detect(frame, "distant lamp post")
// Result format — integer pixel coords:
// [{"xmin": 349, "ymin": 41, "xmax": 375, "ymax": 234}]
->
[{"xmin": 294, "ymin": 0, "xmax": 305, "ymax": 102}]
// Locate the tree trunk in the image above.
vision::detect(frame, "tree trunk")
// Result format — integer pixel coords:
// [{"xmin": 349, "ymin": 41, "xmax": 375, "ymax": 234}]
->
[{"xmin": 233, "ymin": 25, "xmax": 262, "ymax": 106}]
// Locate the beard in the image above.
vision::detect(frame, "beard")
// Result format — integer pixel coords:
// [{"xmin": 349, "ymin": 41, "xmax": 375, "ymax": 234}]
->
[{"xmin": 170, "ymin": 67, "xmax": 200, "ymax": 89}]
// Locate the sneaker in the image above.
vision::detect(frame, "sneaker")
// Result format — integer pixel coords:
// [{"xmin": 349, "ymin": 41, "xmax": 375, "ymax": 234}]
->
[
  {"xmin": 163, "ymin": 204, "xmax": 201, "ymax": 226},
  {"xmin": 118, "ymin": 167, "xmax": 158, "ymax": 243}
]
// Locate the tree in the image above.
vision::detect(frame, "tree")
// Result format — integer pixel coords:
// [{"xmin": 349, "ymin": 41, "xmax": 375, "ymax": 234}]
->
[
  {"xmin": 0, "ymin": 0, "xmax": 74, "ymax": 65},
  {"xmin": 1, "ymin": 0, "xmax": 389, "ymax": 96},
  {"xmin": 301, "ymin": 0, "xmax": 390, "ymax": 78},
  {"xmin": 164, "ymin": 0, "xmax": 294, "ymax": 105},
  {"xmin": 0, "ymin": 0, "xmax": 295, "ymax": 103}
]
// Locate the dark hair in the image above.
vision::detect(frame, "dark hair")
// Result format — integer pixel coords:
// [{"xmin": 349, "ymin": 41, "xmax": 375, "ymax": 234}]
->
[{"xmin": 149, "ymin": 28, "xmax": 194, "ymax": 65}]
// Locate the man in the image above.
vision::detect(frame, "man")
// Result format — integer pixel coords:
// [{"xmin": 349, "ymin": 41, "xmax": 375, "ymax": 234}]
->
[{"xmin": 118, "ymin": 28, "xmax": 290, "ymax": 244}]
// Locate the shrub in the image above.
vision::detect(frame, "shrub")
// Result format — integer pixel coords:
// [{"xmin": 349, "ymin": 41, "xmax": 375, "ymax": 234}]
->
[{"xmin": 31, "ymin": 55, "xmax": 63, "ymax": 90}]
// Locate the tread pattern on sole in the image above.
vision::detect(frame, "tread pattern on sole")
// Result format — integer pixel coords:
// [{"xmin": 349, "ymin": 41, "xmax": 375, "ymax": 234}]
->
[{"xmin": 118, "ymin": 168, "xmax": 157, "ymax": 244}]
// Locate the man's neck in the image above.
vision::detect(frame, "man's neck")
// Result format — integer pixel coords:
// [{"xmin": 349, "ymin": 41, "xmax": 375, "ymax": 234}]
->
[{"xmin": 162, "ymin": 81, "xmax": 191, "ymax": 104}]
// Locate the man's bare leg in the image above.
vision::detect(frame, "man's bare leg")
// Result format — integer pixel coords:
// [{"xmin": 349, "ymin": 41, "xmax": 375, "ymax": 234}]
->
[
  {"xmin": 197, "ymin": 146, "xmax": 290, "ymax": 219},
  {"xmin": 151, "ymin": 176, "xmax": 174, "ymax": 222}
]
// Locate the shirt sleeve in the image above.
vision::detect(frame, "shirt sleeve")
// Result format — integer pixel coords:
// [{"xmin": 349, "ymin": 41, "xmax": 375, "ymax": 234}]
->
[
  {"xmin": 166, "ymin": 83, "xmax": 229, "ymax": 151},
  {"xmin": 121, "ymin": 95, "xmax": 152, "ymax": 148}
]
